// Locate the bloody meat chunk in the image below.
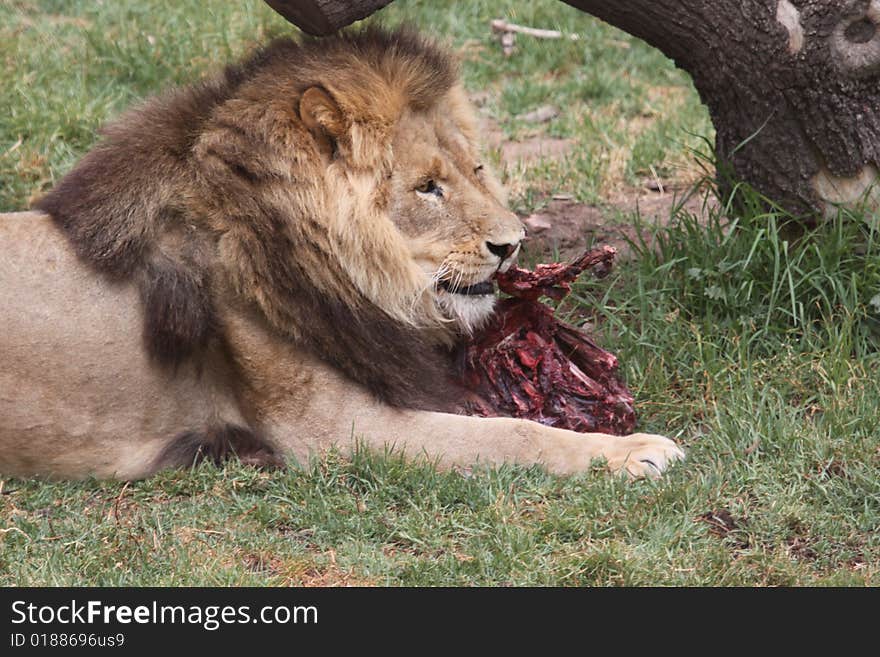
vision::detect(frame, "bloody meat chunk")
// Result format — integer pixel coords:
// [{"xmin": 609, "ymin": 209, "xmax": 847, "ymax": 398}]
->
[{"xmin": 460, "ymin": 245, "xmax": 636, "ymax": 435}]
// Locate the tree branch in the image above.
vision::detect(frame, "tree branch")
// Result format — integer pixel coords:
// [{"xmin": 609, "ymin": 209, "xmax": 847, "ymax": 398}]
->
[{"xmin": 263, "ymin": 0, "xmax": 394, "ymax": 35}]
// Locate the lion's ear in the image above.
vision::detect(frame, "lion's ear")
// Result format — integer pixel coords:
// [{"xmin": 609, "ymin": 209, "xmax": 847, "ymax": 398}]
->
[{"xmin": 299, "ymin": 87, "xmax": 345, "ymax": 157}]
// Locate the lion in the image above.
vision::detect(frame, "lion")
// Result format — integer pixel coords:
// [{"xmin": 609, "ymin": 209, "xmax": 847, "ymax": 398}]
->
[{"xmin": 0, "ymin": 27, "xmax": 683, "ymax": 480}]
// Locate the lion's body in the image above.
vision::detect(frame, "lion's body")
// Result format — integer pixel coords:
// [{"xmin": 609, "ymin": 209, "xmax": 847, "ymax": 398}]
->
[
  {"xmin": 0, "ymin": 212, "xmax": 221, "ymax": 477},
  {"xmin": 0, "ymin": 28, "xmax": 682, "ymax": 480}
]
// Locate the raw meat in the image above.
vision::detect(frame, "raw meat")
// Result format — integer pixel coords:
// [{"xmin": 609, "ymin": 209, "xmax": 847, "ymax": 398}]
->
[{"xmin": 460, "ymin": 245, "xmax": 636, "ymax": 435}]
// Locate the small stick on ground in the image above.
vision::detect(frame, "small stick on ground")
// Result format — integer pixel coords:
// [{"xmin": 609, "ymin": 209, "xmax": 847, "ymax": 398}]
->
[
  {"xmin": 112, "ymin": 481, "xmax": 130, "ymax": 524},
  {"xmin": 517, "ymin": 105, "xmax": 560, "ymax": 123},
  {"xmin": 491, "ymin": 19, "xmax": 581, "ymax": 41}
]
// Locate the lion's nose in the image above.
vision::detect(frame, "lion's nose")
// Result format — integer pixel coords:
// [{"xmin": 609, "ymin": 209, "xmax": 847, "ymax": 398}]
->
[{"xmin": 486, "ymin": 241, "xmax": 519, "ymax": 260}]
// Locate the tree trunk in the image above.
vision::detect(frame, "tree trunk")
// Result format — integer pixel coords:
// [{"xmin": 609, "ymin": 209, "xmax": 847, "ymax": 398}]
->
[
  {"xmin": 264, "ymin": 0, "xmax": 393, "ymax": 36},
  {"xmin": 561, "ymin": 0, "xmax": 880, "ymax": 217},
  {"xmin": 267, "ymin": 0, "xmax": 880, "ymax": 217}
]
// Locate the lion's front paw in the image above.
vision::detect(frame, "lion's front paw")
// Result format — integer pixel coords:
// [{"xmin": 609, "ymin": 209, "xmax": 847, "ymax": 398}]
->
[{"xmin": 604, "ymin": 433, "xmax": 685, "ymax": 479}]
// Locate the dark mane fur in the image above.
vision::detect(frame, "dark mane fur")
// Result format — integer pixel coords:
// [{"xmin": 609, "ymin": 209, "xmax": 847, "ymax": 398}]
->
[{"xmin": 35, "ymin": 26, "xmax": 464, "ymax": 412}]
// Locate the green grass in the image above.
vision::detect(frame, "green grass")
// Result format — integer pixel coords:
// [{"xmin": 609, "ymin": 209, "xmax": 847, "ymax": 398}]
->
[
  {"xmin": 0, "ymin": 0, "xmax": 710, "ymax": 212},
  {"xmin": 1, "ymin": 1, "xmax": 878, "ymax": 586}
]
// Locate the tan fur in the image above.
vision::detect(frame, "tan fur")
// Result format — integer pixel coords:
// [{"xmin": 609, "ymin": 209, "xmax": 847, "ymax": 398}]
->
[{"xmin": 0, "ymin": 28, "xmax": 683, "ymax": 480}]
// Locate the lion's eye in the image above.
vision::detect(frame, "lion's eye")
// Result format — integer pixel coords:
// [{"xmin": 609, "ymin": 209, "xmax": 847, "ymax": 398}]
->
[
  {"xmin": 416, "ymin": 179, "xmax": 443, "ymax": 197},
  {"xmin": 474, "ymin": 164, "xmax": 484, "ymax": 174}
]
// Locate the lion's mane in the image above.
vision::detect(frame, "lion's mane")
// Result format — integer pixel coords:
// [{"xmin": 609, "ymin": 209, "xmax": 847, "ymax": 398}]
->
[{"xmin": 36, "ymin": 27, "xmax": 468, "ymax": 411}]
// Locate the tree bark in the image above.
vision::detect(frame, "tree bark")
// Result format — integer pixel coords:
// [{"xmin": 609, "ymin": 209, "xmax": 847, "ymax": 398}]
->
[
  {"xmin": 561, "ymin": 0, "xmax": 880, "ymax": 217},
  {"xmin": 266, "ymin": 0, "xmax": 880, "ymax": 217},
  {"xmin": 264, "ymin": 0, "xmax": 393, "ymax": 36}
]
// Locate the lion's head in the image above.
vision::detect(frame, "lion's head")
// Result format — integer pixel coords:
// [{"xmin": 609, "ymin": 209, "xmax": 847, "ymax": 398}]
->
[
  {"xmin": 384, "ymin": 88, "xmax": 525, "ymax": 334},
  {"xmin": 195, "ymin": 27, "xmax": 525, "ymax": 337},
  {"xmin": 36, "ymin": 26, "xmax": 522, "ymax": 410}
]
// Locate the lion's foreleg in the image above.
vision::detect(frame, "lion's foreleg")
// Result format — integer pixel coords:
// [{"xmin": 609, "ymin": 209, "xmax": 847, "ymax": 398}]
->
[
  {"xmin": 277, "ymin": 399, "xmax": 683, "ymax": 478},
  {"xmin": 223, "ymin": 308, "xmax": 684, "ymax": 478}
]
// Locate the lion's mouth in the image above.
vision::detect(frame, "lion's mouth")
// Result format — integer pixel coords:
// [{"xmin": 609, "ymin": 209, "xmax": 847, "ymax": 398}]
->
[{"xmin": 439, "ymin": 279, "xmax": 495, "ymax": 296}]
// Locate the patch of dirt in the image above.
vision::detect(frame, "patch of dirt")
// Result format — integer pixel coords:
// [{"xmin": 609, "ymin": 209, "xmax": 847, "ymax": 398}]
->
[
  {"xmin": 241, "ymin": 552, "xmax": 285, "ymax": 575},
  {"xmin": 473, "ymin": 98, "xmax": 712, "ymax": 261},
  {"xmin": 785, "ymin": 536, "xmax": 818, "ymax": 562},
  {"xmin": 290, "ymin": 550, "xmax": 377, "ymax": 587},
  {"xmin": 294, "ymin": 566, "xmax": 376, "ymax": 587},
  {"xmin": 698, "ymin": 508, "xmax": 750, "ymax": 549},
  {"xmin": 699, "ymin": 509, "xmax": 740, "ymax": 536},
  {"xmin": 480, "ymin": 113, "xmax": 574, "ymax": 164},
  {"xmin": 645, "ymin": 84, "xmax": 688, "ymax": 105},
  {"xmin": 520, "ymin": 191, "xmax": 709, "ymax": 260},
  {"xmin": 817, "ymin": 459, "xmax": 848, "ymax": 479},
  {"xmin": 234, "ymin": 547, "xmax": 377, "ymax": 586},
  {"xmin": 15, "ymin": 14, "xmax": 93, "ymax": 29},
  {"xmin": 844, "ymin": 552, "xmax": 868, "ymax": 570},
  {"xmin": 500, "ymin": 137, "xmax": 574, "ymax": 163}
]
